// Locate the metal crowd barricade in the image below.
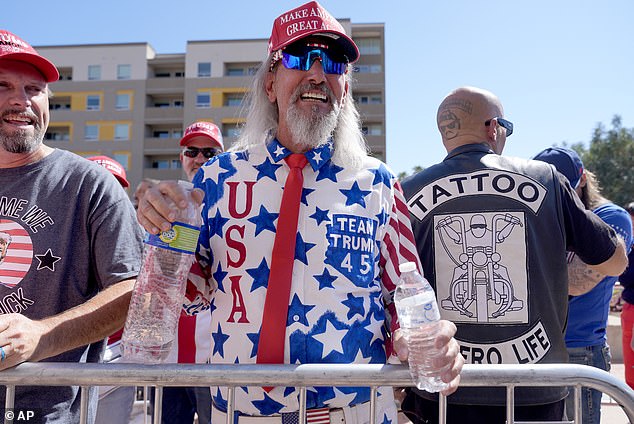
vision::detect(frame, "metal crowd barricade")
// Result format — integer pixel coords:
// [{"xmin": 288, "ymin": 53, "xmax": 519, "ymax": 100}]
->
[{"xmin": 1, "ymin": 363, "xmax": 633, "ymax": 424}]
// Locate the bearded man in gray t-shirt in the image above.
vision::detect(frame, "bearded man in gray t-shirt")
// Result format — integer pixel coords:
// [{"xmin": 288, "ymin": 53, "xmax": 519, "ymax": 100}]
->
[{"xmin": 0, "ymin": 30, "xmax": 143, "ymax": 423}]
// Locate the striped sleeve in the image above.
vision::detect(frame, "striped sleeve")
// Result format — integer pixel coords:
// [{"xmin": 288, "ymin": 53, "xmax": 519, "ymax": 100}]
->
[
  {"xmin": 183, "ymin": 254, "xmax": 214, "ymax": 316},
  {"xmin": 379, "ymin": 180, "xmax": 424, "ymax": 343}
]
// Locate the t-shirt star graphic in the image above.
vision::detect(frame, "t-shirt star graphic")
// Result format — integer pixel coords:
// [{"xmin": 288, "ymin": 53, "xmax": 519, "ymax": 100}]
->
[{"xmin": 35, "ymin": 248, "xmax": 61, "ymax": 271}]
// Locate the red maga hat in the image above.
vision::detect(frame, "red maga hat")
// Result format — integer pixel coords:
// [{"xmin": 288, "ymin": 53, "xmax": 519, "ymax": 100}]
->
[
  {"xmin": 267, "ymin": 1, "xmax": 359, "ymax": 63},
  {"xmin": 0, "ymin": 30, "xmax": 59, "ymax": 83},
  {"xmin": 180, "ymin": 121, "xmax": 224, "ymax": 149},
  {"xmin": 87, "ymin": 156, "xmax": 130, "ymax": 188}
]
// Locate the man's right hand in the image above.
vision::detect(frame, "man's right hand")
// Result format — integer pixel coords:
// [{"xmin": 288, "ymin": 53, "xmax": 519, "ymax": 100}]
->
[{"xmin": 136, "ymin": 180, "xmax": 204, "ymax": 234}]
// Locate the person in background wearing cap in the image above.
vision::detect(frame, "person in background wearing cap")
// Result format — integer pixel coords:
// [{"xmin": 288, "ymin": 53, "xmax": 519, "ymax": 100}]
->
[
  {"xmin": 619, "ymin": 202, "xmax": 634, "ymax": 391},
  {"xmin": 400, "ymin": 87, "xmax": 628, "ymax": 424},
  {"xmin": 136, "ymin": 2, "xmax": 463, "ymax": 422},
  {"xmin": 0, "ymin": 30, "xmax": 143, "ymax": 423},
  {"xmin": 533, "ymin": 147, "xmax": 632, "ymax": 424},
  {"xmin": 86, "ymin": 155, "xmax": 137, "ymax": 424},
  {"xmin": 161, "ymin": 121, "xmax": 223, "ymax": 424}
]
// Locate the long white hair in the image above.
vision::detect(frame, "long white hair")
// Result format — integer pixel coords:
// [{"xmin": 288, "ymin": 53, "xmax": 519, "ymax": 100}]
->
[{"xmin": 230, "ymin": 54, "xmax": 369, "ymax": 169}]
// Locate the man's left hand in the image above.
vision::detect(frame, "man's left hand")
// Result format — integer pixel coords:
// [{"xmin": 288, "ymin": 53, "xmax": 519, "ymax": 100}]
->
[{"xmin": 393, "ymin": 320, "xmax": 464, "ymax": 396}]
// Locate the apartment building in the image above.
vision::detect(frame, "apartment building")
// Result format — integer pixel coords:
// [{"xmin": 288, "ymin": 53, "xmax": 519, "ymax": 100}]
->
[{"xmin": 37, "ymin": 20, "xmax": 385, "ymax": 192}]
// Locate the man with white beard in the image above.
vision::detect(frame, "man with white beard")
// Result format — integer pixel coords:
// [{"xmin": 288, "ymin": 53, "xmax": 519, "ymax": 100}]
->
[{"xmin": 136, "ymin": 2, "xmax": 463, "ymax": 422}]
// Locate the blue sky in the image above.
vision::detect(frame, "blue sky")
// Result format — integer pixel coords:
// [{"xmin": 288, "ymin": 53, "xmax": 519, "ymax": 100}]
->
[{"xmin": 4, "ymin": 0, "xmax": 633, "ymax": 175}]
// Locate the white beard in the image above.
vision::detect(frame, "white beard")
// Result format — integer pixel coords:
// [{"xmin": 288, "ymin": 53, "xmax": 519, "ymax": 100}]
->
[{"xmin": 285, "ymin": 83, "xmax": 340, "ymax": 150}]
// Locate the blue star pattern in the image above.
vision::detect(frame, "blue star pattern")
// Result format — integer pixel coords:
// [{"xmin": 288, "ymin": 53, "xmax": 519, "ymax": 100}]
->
[
  {"xmin": 309, "ymin": 207, "xmax": 330, "ymax": 226},
  {"xmin": 246, "ymin": 258, "xmax": 270, "ymax": 292},
  {"xmin": 370, "ymin": 163, "xmax": 394, "ymax": 188},
  {"xmin": 316, "ymin": 162, "xmax": 344, "ymax": 182},
  {"xmin": 313, "ymin": 267, "xmax": 337, "ymax": 290},
  {"xmin": 375, "ymin": 208, "xmax": 389, "ymax": 226},
  {"xmin": 213, "ymin": 263, "xmax": 228, "ymax": 293},
  {"xmin": 294, "ymin": 233, "xmax": 316, "ymax": 265},
  {"xmin": 300, "ymin": 187, "xmax": 315, "ymax": 205},
  {"xmin": 253, "ymin": 393, "xmax": 285, "ymax": 415},
  {"xmin": 255, "ymin": 157, "xmax": 283, "ymax": 181},
  {"xmin": 247, "ymin": 332, "xmax": 259, "ymax": 358},
  {"xmin": 248, "ymin": 205, "xmax": 278, "ymax": 236},
  {"xmin": 340, "ymin": 182, "xmax": 371, "ymax": 207},
  {"xmin": 342, "ymin": 293, "xmax": 365, "ymax": 319},
  {"xmin": 286, "ymin": 294, "xmax": 316, "ymax": 326},
  {"xmin": 184, "ymin": 140, "xmax": 415, "ymax": 421},
  {"xmin": 212, "ymin": 323, "xmax": 230, "ymax": 357},
  {"xmin": 209, "ymin": 209, "xmax": 230, "ymax": 238}
]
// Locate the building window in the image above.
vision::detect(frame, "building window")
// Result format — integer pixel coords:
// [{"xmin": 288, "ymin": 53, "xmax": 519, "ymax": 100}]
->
[
  {"xmin": 197, "ymin": 62, "xmax": 211, "ymax": 77},
  {"xmin": 362, "ymin": 124, "xmax": 383, "ymax": 136},
  {"xmin": 86, "ymin": 95, "xmax": 101, "ymax": 111},
  {"xmin": 225, "ymin": 63, "xmax": 259, "ymax": 76},
  {"xmin": 356, "ymin": 94, "xmax": 382, "ymax": 104},
  {"xmin": 173, "ymin": 100, "xmax": 184, "ymax": 108},
  {"xmin": 354, "ymin": 64, "xmax": 382, "ymax": 74},
  {"xmin": 152, "ymin": 159, "xmax": 169, "ymax": 169},
  {"xmin": 356, "ymin": 38, "xmax": 381, "ymax": 55},
  {"xmin": 88, "ymin": 65, "xmax": 101, "ymax": 80},
  {"xmin": 115, "ymin": 93, "xmax": 131, "ymax": 110},
  {"xmin": 223, "ymin": 123, "xmax": 241, "ymax": 138},
  {"xmin": 224, "ymin": 93, "xmax": 243, "ymax": 107},
  {"xmin": 85, "ymin": 124, "xmax": 99, "ymax": 141},
  {"xmin": 44, "ymin": 131, "xmax": 70, "ymax": 141},
  {"xmin": 153, "ymin": 130, "xmax": 170, "ymax": 138},
  {"xmin": 196, "ymin": 93, "xmax": 211, "ymax": 108},
  {"xmin": 112, "ymin": 154, "xmax": 129, "ymax": 170},
  {"xmin": 114, "ymin": 124, "xmax": 129, "ymax": 140},
  {"xmin": 49, "ymin": 96, "xmax": 71, "ymax": 110},
  {"xmin": 151, "ymin": 158, "xmax": 182, "ymax": 169},
  {"xmin": 117, "ymin": 64, "xmax": 131, "ymax": 80}
]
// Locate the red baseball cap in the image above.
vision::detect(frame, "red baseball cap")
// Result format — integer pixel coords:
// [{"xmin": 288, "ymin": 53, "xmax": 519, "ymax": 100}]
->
[
  {"xmin": 0, "ymin": 30, "xmax": 59, "ymax": 83},
  {"xmin": 88, "ymin": 156, "xmax": 130, "ymax": 188},
  {"xmin": 180, "ymin": 121, "xmax": 224, "ymax": 150},
  {"xmin": 267, "ymin": 1, "xmax": 359, "ymax": 63}
]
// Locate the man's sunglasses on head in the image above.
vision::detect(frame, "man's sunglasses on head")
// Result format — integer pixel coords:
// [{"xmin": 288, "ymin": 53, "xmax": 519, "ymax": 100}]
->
[
  {"xmin": 182, "ymin": 147, "xmax": 222, "ymax": 159},
  {"xmin": 485, "ymin": 117, "xmax": 513, "ymax": 136}
]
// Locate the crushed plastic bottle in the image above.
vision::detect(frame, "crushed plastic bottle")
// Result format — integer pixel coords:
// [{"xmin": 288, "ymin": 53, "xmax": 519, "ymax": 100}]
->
[{"xmin": 121, "ymin": 202, "xmax": 200, "ymax": 364}]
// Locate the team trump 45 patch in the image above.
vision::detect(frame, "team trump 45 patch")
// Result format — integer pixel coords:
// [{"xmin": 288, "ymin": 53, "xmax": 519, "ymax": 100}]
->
[{"xmin": 325, "ymin": 214, "xmax": 377, "ymax": 287}]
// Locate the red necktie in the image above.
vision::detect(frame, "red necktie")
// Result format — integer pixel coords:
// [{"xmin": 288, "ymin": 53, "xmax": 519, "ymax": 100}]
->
[{"xmin": 257, "ymin": 154, "xmax": 308, "ymax": 374}]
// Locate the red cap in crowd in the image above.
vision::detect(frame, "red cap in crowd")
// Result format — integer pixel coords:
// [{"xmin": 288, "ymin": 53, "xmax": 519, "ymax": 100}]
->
[
  {"xmin": 0, "ymin": 30, "xmax": 59, "ymax": 83},
  {"xmin": 267, "ymin": 1, "xmax": 359, "ymax": 63},
  {"xmin": 87, "ymin": 156, "xmax": 130, "ymax": 188},
  {"xmin": 180, "ymin": 121, "xmax": 224, "ymax": 150}
]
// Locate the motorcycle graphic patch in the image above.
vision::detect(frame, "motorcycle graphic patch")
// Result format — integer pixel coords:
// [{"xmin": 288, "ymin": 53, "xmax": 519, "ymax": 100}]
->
[
  {"xmin": 325, "ymin": 214, "xmax": 377, "ymax": 287},
  {"xmin": 433, "ymin": 212, "xmax": 528, "ymax": 324}
]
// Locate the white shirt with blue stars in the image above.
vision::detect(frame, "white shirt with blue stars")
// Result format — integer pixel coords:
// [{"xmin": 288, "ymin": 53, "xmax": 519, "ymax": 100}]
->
[{"xmin": 185, "ymin": 138, "xmax": 421, "ymax": 421}]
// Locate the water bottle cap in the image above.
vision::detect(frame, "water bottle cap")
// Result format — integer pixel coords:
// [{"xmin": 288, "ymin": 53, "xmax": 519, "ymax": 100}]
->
[{"xmin": 398, "ymin": 262, "xmax": 416, "ymax": 273}]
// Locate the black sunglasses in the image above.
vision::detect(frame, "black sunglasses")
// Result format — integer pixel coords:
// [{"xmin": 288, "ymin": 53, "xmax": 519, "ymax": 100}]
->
[
  {"xmin": 182, "ymin": 147, "xmax": 222, "ymax": 159},
  {"xmin": 485, "ymin": 117, "xmax": 513, "ymax": 137}
]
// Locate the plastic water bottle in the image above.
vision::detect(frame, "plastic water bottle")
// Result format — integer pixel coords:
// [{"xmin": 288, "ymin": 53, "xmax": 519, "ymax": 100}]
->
[
  {"xmin": 121, "ymin": 203, "xmax": 200, "ymax": 364},
  {"xmin": 394, "ymin": 262, "xmax": 449, "ymax": 392}
]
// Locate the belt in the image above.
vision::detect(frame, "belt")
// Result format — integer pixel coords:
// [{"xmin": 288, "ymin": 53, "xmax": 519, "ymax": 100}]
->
[{"xmin": 212, "ymin": 403, "xmax": 349, "ymax": 424}]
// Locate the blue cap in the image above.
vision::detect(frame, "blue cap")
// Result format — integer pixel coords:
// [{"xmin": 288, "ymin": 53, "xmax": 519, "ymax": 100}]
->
[{"xmin": 533, "ymin": 147, "xmax": 584, "ymax": 189}]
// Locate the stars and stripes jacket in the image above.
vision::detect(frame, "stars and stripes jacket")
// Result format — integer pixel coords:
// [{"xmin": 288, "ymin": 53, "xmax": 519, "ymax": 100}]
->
[{"xmin": 184, "ymin": 139, "xmax": 421, "ymax": 418}]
